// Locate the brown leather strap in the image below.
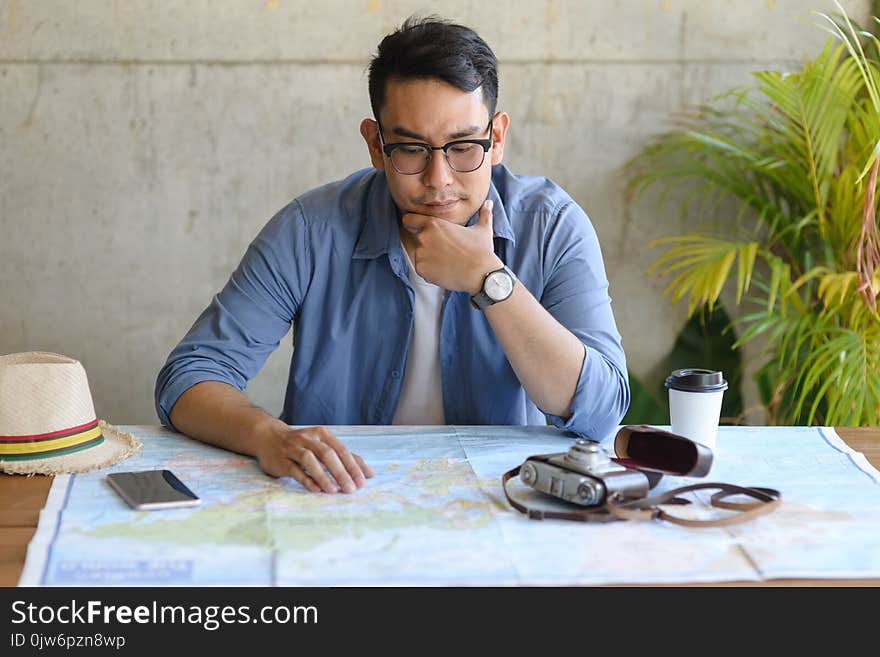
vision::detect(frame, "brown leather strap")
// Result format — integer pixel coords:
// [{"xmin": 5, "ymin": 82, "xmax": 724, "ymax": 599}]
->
[
  {"xmin": 605, "ymin": 483, "xmax": 782, "ymax": 527},
  {"xmin": 710, "ymin": 486, "xmax": 780, "ymax": 510},
  {"xmin": 503, "ymin": 466, "xmax": 781, "ymax": 527}
]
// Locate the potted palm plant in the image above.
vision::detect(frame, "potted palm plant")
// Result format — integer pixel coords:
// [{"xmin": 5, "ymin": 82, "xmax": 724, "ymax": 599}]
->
[{"xmin": 626, "ymin": 5, "xmax": 880, "ymax": 426}]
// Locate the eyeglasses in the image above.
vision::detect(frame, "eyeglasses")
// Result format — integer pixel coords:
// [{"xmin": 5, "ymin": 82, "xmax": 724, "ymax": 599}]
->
[{"xmin": 377, "ymin": 119, "xmax": 493, "ymax": 175}]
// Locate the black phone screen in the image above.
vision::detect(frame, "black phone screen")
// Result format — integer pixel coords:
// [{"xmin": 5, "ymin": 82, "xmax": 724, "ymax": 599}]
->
[{"xmin": 106, "ymin": 470, "xmax": 201, "ymax": 510}]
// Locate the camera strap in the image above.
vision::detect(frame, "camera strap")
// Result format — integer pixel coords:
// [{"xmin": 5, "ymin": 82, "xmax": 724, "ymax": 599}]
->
[
  {"xmin": 604, "ymin": 482, "xmax": 781, "ymax": 527},
  {"xmin": 502, "ymin": 465, "xmax": 781, "ymax": 527}
]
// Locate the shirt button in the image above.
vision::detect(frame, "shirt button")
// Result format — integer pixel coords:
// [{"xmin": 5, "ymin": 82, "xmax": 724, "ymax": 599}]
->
[{"xmin": 391, "ymin": 370, "xmax": 400, "ymax": 379}]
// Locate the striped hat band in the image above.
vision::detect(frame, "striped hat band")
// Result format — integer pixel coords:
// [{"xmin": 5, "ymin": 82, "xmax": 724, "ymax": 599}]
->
[{"xmin": 0, "ymin": 418, "xmax": 105, "ymax": 461}]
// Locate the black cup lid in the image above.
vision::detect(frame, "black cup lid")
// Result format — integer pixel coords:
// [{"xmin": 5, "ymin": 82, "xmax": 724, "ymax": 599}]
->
[{"xmin": 664, "ymin": 368, "xmax": 728, "ymax": 392}]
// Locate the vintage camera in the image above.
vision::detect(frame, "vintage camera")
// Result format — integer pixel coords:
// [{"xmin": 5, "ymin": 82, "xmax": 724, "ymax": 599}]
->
[
  {"xmin": 519, "ymin": 440, "xmax": 652, "ymax": 507},
  {"xmin": 517, "ymin": 426, "xmax": 713, "ymax": 508},
  {"xmin": 506, "ymin": 428, "xmax": 780, "ymax": 526}
]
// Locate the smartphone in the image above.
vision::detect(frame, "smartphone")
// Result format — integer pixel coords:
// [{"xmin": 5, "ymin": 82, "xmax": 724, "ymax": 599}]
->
[{"xmin": 106, "ymin": 470, "xmax": 201, "ymax": 511}]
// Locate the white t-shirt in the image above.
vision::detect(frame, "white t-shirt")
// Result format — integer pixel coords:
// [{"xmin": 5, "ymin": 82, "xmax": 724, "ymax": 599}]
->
[{"xmin": 391, "ymin": 243, "xmax": 446, "ymax": 425}]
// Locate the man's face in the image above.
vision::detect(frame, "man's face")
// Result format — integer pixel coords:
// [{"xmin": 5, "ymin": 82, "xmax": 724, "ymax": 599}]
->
[{"xmin": 360, "ymin": 78, "xmax": 509, "ymax": 226}]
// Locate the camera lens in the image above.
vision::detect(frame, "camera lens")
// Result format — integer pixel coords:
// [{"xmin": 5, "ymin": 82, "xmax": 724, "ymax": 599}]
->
[
  {"xmin": 521, "ymin": 463, "xmax": 537, "ymax": 484},
  {"xmin": 566, "ymin": 440, "xmax": 605, "ymax": 466},
  {"xmin": 577, "ymin": 480, "xmax": 602, "ymax": 505}
]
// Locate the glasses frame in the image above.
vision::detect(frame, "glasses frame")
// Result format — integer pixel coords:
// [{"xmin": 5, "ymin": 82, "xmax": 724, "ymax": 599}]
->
[{"xmin": 377, "ymin": 119, "xmax": 493, "ymax": 175}]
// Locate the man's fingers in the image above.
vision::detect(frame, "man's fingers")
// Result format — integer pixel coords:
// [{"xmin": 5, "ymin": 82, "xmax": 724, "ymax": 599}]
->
[
  {"xmin": 287, "ymin": 461, "xmax": 321, "ymax": 493},
  {"xmin": 277, "ymin": 427, "xmax": 372, "ymax": 494},
  {"xmin": 293, "ymin": 448, "xmax": 340, "ymax": 494},
  {"xmin": 353, "ymin": 453, "xmax": 375, "ymax": 478},
  {"xmin": 318, "ymin": 431, "xmax": 369, "ymax": 487},
  {"xmin": 477, "ymin": 199, "xmax": 493, "ymax": 227},
  {"xmin": 296, "ymin": 435, "xmax": 358, "ymax": 494},
  {"xmin": 314, "ymin": 441, "xmax": 359, "ymax": 494}
]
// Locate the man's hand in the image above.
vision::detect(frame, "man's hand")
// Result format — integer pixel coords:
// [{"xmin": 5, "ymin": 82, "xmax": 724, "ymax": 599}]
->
[
  {"xmin": 254, "ymin": 424, "xmax": 374, "ymax": 494},
  {"xmin": 401, "ymin": 199, "xmax": 502, "ymax": 293}
]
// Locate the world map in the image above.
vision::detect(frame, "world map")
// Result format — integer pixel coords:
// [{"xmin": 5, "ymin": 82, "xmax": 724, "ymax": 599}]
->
[{"xmin": 19, "ymin": 424, "xmax": 880, "ymax": 585}]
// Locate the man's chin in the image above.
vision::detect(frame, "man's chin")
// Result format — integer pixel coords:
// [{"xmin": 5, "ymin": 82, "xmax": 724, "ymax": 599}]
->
[{"xmin": 439, "ymin": 213, "xmax": 471, "ymax": 226}]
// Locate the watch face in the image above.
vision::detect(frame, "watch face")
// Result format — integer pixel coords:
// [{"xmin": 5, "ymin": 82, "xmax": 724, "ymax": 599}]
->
[{"xmin": 485, "ymin": 271, "xmax": 514, "ymax": 301}]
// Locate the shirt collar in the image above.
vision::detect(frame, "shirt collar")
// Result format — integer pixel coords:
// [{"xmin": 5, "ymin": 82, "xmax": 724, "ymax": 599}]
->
[{"xmin": 353, "ymin": 168, "xmax": 516, "ymax": 260}]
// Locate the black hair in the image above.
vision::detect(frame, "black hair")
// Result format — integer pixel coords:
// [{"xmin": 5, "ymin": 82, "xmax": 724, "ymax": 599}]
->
[{"xmin": 368, "ymin": 15, "xmax": 499, "ymax": 122}]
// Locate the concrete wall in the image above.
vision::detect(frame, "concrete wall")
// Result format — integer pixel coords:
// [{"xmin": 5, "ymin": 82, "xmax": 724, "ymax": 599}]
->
[{"xmin": 1, "ymin": 0, "xmax": 872, "ymax": 425}]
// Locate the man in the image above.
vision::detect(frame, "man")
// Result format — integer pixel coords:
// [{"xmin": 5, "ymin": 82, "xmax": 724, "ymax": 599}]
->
[{"xmin": 155, "ymin": 17, "xmax": 629, "ymax": 496}]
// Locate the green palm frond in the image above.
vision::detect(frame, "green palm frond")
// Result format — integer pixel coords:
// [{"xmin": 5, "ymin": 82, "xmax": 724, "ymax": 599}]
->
[
  {"xmin": 646, "ymin": 235, "xmax": 760, "ymax": 315},
  {"xmin": 624, "ymin": 5, "xmax": 880, "ymax": 426},
  {"xmin": 818, "ymin": 270, "xmax": 860, "ymax": 306},
  {"xmin": 817, "ymin": 270, "xmax": 880, "ymax": 328},
  {"xmin": 814, "ymin": 3, "xmax": 880, "ymax": 182},
  {"xmin": 795, "ymin": 325, "xmax": 880, "ymax": 425},
  {"xmin": 750, "ymin": 41, "xmax": 863, "ymax": 226}
]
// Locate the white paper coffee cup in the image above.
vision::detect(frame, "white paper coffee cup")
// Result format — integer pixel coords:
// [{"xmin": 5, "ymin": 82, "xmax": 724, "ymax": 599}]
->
[{"xmin": 664, "ymin": 369, "xmax": 728, "ymax": 451}]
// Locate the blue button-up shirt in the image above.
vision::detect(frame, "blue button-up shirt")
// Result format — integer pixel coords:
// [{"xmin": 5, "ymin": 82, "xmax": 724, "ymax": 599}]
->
[{"xmin": 155, "ymin": 164, "xmax": 630, "ymax": 440}]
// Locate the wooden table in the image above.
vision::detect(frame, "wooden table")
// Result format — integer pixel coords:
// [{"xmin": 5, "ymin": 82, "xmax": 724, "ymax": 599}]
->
[{"xmin": 2, "ymin": 427, "xmax": 878, "ymax": 587}]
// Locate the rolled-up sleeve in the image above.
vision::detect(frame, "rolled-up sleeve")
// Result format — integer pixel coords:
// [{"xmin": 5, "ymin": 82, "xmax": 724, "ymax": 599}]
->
[
  {"xmin": 539, "ymin": 201, "xmax": 630, "ymax": 440},
  {"xmin": 154, "ymin": 201, "xmax": 313, "ymax": 430}
]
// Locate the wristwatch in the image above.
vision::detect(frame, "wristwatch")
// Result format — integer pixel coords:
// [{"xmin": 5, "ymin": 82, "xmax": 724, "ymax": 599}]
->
[{"xmin": 470, "ymin": 264, "xmax": 517, "ymax": 310}]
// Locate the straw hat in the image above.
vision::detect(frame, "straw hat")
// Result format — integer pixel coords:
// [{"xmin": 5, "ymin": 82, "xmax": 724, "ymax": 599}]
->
[{"xmin": 0, "ymin": 352, "xmax": 142, "ymax": 475}]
